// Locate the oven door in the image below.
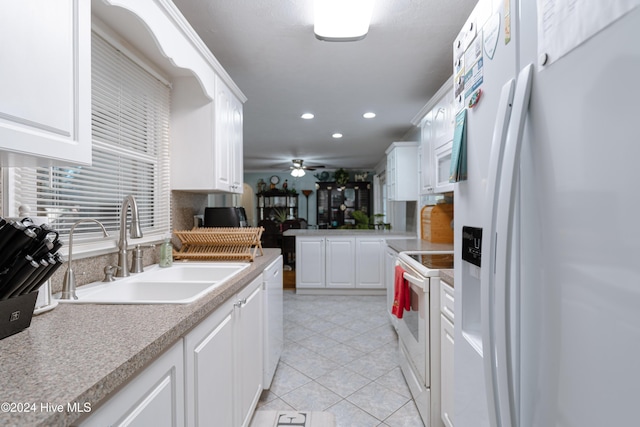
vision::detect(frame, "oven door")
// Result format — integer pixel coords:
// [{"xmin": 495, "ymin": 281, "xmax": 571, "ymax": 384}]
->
[{"xmin": 396, "ymin": 263, "xmax": 430, "ymax": 388}]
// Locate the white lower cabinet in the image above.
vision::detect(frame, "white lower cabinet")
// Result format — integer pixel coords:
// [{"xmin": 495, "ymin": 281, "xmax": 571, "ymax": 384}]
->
[
  {"xmin": 296, "ymin": 237, "xmax": 326, "ymax": 288},
  {"xmin": 236, "ymin": 277, "xmax": 264, "ymax": 427},
  {"xmin": 184, "ymin": 298, "xmax": 235, "ymax": 426},
  {"xmin": 185, "ymin": 275, "xmax": 263, "ymax": 427},
  {"xmin": 80, "ymin": 276, "xmax": 264, "ymax": 427},
  {"xmin": 263, "ymin": 256, "xmax": 284, "ymax": 389},
  {"xmin": 355, "ymin": 238, "xmax": 385, "ymax": 289},
  {"xmin": 78, "ymin": 340, "xmax": 185, "ymax": 427},
  {"xmin": 440, "ymin": 281, "xmax": 455, "ymax": 427},
  {"xmin": 296, "ymin": 236, "xmax": 385, "ymax": 291},
  {"xmin": 326, "ymin": 237, "xmax": 355, "ymax": 288}
]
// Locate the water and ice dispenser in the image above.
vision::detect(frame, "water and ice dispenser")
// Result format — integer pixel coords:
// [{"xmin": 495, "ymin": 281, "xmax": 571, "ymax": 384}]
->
[{"xmin": 460, "ymin": 226, "xmax": 483, "ymax": 351}]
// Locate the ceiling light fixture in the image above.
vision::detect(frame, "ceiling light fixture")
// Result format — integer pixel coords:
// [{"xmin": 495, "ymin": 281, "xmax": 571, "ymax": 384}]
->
[
  {"xmin": 301, "ymin": 113, "xmax": 314, "ymax": 119},
  {"xmin": 363, "ymin": 112, "xmax": 376, "ymax": 119},
  {"xmin": 332, "ymin": 133, "xmax": 343, "ymax": 139},
  {"xmin": 314, "ymin": 0, "xmax": 374, "ymax": 42},
  {"xmin": 291, "ymin": 167, "xmax": 306, "ymax": 177}
]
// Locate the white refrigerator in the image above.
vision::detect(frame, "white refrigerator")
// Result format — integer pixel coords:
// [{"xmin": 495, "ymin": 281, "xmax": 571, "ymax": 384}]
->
[{"xmin": 453, "ymin": 1, "xmax": 640, "ymax": 427}]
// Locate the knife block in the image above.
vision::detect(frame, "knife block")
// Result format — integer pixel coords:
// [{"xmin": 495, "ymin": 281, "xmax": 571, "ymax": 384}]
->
[{"xmin": 0, "ymin": 291, "xmax": 38, "ymax": 341}]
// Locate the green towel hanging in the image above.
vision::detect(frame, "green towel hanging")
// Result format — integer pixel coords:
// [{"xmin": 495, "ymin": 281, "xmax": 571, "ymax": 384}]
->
[{"xmin": 450, "ymin": 108, "xmax": 467, "ymax": 182}]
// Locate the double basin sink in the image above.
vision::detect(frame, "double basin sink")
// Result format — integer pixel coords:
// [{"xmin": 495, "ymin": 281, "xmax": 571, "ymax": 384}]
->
[{"xmin": 56, "ymin": 262, "xmax": 250, "ymax": 304}]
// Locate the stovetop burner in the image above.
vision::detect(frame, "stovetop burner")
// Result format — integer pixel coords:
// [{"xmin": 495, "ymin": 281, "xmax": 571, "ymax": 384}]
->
[
  {"xmin": 398, "ymin": 250, "xmax": 454, "ymax": 276},
  {"xmin": 405, "ymin": 252, "xmax": 454, "ymax": 269}
]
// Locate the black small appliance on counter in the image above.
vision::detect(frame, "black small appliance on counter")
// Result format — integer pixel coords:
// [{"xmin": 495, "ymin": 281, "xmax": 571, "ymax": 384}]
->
[{"xmin": 203, "ymin": 207, "xmax": 248, "ymax": 228}]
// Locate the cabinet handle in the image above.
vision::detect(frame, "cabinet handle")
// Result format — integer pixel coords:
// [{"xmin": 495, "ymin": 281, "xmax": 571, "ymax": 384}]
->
[{"xmin": 234, "ymin": 297, "xmax": 247, "ymax": 308}]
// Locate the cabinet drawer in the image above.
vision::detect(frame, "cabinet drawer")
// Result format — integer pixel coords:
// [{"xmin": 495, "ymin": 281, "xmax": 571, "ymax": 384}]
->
[{"xmin": 440, "ymin": 282, "xmax": 455, "ymax": 323}]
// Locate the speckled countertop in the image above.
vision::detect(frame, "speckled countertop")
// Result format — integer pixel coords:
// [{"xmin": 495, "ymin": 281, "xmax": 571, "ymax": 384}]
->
[
  {"xmin": 0, "ymin": 249, "xmax": 281, "ymax": 427},
  {"xmin": 282, "ymin": 229, "xmax": 416, "ymax": 238},
  {"xmin": 440, "ymin": 269, "xmax": 454, "ymax": 287}
]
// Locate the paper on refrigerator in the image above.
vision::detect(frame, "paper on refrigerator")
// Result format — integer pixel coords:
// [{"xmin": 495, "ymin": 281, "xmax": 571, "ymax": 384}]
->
[{"xmin": 537, "ymin": 0, "xmax": 640, "ymax": 67}]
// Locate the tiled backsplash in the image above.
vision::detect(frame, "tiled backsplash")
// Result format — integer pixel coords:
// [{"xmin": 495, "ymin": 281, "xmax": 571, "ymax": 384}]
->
[{"xmin": 1, "ymin": 186, "xmax": 209, "ymax": 294}]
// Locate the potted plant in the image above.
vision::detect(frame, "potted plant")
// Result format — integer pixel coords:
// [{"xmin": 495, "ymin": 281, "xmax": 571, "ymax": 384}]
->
[
  {"xmin": 272, "ymin": 208, "xmax": 288, "ymax": 224},
  {"xmin": 333, "ymin": 168, "xmax": 349, "ymax": 187},
  {"xmin": 351, "ymin": 210, "xmax": 370, "ymax": 229}
]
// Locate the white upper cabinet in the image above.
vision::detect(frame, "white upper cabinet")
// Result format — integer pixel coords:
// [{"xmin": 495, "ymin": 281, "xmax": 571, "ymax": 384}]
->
[
  {"xmin": 386, "ymin": 141, "xmax": 419, "ymax": 201},
  {"xmin": 420, "ymin": 111, "xmax": 435, "ymax": 194},
  {"xmin": 170, "ymin": 75, "xmax": 244, "ymax": 193},
  {"xmin": 0, "ymin": 0, "xmax": 91, "ymax": 166},
  {"xmin": 170, "ymin": 61, "xmax": 244, "ymax": 194},
  {"xmin": 213, "ymin": 74, "xmax": 244, "ymax": 193},
  {"xmin": 418, "ymin": 78, "xmax": 455, "ymax": 195},
  {"xmin": 97, "ymin": 0, "xmax": 246, "ymax": 194}
]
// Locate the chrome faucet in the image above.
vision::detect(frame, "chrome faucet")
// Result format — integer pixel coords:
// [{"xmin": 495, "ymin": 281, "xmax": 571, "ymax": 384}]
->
[
  {"xmin": 116, "ymin": 195, "xmax": 143, "ymax": 277},
  {"xmin": 60, "ymin": 219, "xmax": 109, "ymax": 300}
]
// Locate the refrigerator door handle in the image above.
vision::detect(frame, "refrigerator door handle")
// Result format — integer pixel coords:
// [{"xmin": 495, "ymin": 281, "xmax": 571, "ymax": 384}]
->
[
  {"xmin": 481, "ymin": 78, "xmax": 515, "ymax": 427},
  {"xmin": 494, "ymin": 63, "xmax": 534, "ymax": 427}
]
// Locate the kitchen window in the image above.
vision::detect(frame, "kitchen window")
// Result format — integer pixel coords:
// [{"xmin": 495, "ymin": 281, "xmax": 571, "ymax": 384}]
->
[{"xmin": 4, "ymin": 28, "xmax": 171, "ymax": 256}]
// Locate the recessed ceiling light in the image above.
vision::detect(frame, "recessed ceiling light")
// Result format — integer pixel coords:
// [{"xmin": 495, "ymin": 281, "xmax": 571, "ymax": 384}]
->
[
  {"xmin": 301, "ymin": 113, "xmax": 314, "ymax": 119},
  {"xmin": 363, "ymin": 112, "xmax": 376, "ymax": 119},
  {"xmin": 332, "ymin": 133, "xmax": 343, "ymax": 139}
]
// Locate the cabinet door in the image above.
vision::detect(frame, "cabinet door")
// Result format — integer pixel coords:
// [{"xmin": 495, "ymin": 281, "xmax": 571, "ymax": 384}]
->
[
  {"xmin": 236, "ymin": 277, "xmax": 263, "ymax": 427},
  {"xmin": 263, "ymin": 256, "xmax": 284, "ymax": 388},
  {"xmin": 440, "ymin": 282, "xmax": 455, "ymax": 323},
  {"xmin": 170, "ymin": 76, "xmax": 215, "ymax": 191},
  {"xmin": 0, "ymin": 0, "xmax": 91, "ymax": 166},
  {"xmin": 420, "ymin": 112, "xmax": 435, "ymax": 195},
  {"xmin": 184, "ymin": 300, "xmax": 235, "ymax": 427},
  {"xmin": 355, "ymin": 238, "xmax": 384, "ymax": 288},
  {"xmin": 441, "ymin": 314, "xmax": 455, "ymax": 427},
  {"xmin": 296, "ymin": 237, "xmax": 325, "ymax": 288},
  {"xmin": 386, "ymin": 150, "xmax": 396, "ymax": 200},
  {"xmin": 215, "ymin": 76, "xmax": 233, "ymax": 191},
  {"xmin": 230, "ymin": 93, "xmax": 244, "ymax": 192},
  {"xmin": 326, "ymin": 237, "xmax": 355, "ymax": 288},
  {"xmin": 385, "ymin": 246, "xmax": 399, "ymax": 323},
  {"xmin": 79, "ymin": 341, "xmax": 184, "ymax": 427},
  {"xmin": 386, "ymin": 143, "xmax": 418, "ymax": 201}
]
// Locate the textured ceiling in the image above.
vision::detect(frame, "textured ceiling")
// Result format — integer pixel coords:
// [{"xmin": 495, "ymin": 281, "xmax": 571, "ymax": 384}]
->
[{"xmin": 171, "ymin": 0, "xmax": 477, "ymax": 172}]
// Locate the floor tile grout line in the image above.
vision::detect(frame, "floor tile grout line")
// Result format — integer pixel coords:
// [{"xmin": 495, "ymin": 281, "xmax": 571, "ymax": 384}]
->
[{"xmin": 258, "ymin": 292, "xmax": 424, "ymax": 426}]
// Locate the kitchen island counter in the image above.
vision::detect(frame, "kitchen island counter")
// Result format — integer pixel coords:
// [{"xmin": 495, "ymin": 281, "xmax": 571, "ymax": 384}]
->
[
  {"xmin": 0, "ymin": 249, "xmax": 281, "ymax": 427},
  {"xmin": 283, "ymin": 229, "xmax": 415, "ymax": 238}
]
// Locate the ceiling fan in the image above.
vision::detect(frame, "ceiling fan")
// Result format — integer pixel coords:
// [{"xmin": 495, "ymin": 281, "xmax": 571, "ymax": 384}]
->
[{"xmin": 287, "ymin": 159, "xmax": 325, "ymax": 177}]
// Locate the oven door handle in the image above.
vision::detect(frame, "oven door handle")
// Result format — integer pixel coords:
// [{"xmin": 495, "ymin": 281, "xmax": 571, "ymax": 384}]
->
[{"xmin": 403, "ymin": 271, "xmax": 428, "ymax": 292}]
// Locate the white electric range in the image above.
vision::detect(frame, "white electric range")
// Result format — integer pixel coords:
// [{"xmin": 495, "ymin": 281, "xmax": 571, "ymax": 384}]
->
[{"xmin": 394, "ymin": 249, "xmax": 453, "ymax": 427}]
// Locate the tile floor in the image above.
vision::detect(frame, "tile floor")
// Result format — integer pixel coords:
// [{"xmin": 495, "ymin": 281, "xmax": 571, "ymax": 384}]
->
[{"xmin": 255, "ymin": 291, "xmax": 425, "ymax": 427}]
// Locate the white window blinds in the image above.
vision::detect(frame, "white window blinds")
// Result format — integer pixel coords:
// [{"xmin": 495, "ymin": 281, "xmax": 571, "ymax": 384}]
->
[{"xmin": 9, "ymin": 31, "xmax": 171, "ymax": 247}]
